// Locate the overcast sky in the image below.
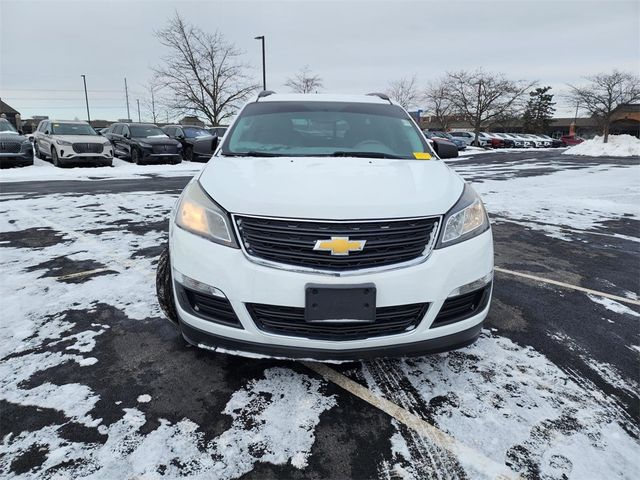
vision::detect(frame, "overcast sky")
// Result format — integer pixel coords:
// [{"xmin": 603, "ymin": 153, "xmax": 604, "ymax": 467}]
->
[{"xmin": 1, "ymin": 0, "xmax": 638, "ymax": 121}]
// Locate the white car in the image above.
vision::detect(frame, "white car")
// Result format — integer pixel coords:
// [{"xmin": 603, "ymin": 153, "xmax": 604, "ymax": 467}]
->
[
  {"xmin": 448, "ymin": 131, "xmax": 476, "ymax": 146},
  {"xmin": 156, "ymin": 93, "xmax": 493, "ymax": 360},
  {"xmin": 526, "ymin": 134, "xmax": 552, "ymax": 148},
  {"xmin": 33, "ymin": 120, "xmax": 113, "ymax": 167}
]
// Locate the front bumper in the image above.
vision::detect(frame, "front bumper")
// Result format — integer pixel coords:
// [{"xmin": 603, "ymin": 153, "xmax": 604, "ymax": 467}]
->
[
  {"xmin": 170, "ymin": 224, "xmax": 493, "ymax": 359},
  {"xmin": 141, "ymin": 150, "xmax": 182, "ymax": 163},
  {"xmin": 0, "ymin": 151, "xmax": 33, "ymax": 167}
]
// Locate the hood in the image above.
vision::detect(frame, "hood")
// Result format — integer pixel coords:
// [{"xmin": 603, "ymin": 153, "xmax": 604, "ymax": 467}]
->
[
  {"xmin": 0, "ymin": 132, "xmax": 27, "ymax": 142},
  {"xmin": 198, "ymin": 156, "xmax": 464, "ymax": 219},
  {"xmin": 134, "ymin": 136, "xmax": 180, "ymax": 146},
  {"xmin": 52, "ymin": 135, "xmax": 107, "ymax": 144}
]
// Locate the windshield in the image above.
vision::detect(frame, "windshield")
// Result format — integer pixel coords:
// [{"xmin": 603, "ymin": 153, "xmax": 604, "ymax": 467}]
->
[
  {"xmin": 222, "ymin": 101, "xmax": 432, "ymax": 159},
  {"xmin": 130, "ymin": 125, "xmax": 167, "ymax": 138},
  {"xmin": 0, "ymin": 119, "xmax": 18, "ymax": 134},
  {"xmin": 51, "ymin": 122, "xmax": 96, "ymax": 135},
  {"xmin": 183, "ymin": 127, "xmax": 211, "ymax": 138}
]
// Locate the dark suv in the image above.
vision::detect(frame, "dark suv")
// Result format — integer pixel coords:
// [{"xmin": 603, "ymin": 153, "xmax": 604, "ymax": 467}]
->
[
  {"xmin": 0, "ymin": 119, "xmax": 33, "ymax": 168},
  {"xmin": 161, "ymin": 125, "xmax": 218, "ymax": 162},
  {"xmin": 104, "ymin": 123, "xmax": 182, "ymax": 164}
]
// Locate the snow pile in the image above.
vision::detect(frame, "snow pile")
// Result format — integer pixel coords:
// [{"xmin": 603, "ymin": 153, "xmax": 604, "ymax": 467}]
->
[{"xmin": 563, "ymin": 134, "xmax": 640, "ymax": 157}]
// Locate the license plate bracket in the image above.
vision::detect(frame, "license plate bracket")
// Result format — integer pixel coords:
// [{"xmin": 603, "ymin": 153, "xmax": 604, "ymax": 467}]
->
[{"xmin": 305, "ymin": 283, "xmax": 376, "ymax": 323}]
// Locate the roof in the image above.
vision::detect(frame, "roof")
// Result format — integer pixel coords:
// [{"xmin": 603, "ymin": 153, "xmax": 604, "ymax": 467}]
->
[
  {"xmin": 0, "ymin": 100, "xmax": 20, "ymax": 115},
  {"xmin": 48, "ymin": 120, "xmax": 91, "ymax": 124},
  {"xmin": 256, "ymin": 93, "xmax": 391, "ymax": 104}
]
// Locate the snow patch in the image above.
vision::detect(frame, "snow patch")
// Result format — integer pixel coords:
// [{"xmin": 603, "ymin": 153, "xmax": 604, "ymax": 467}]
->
[
  {"xmin": 136, "ymin": 394, "xmax": 152, "ymax": 403},
  {"xmin": 563, "ymin": 134, "xmax": 640, "ymax": 157},
  {"xmin": 587, "ymin": 294, "xmax": 640, "ymax": 318}
]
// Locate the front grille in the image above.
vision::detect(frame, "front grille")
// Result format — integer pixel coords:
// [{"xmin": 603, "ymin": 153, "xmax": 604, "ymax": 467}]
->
[
  {"xmin": 431, "ymin": 284, "xmax": 492, "ymax": 328},
  {"xmin": 152, "ymin": 144, "xmax": 178, "ymax": 154},
  {"xmin": 235, "ymin": 216, "xmax": 440, "ymax": 271},
  {"xmin": 0, "ymin": 141, "xmax": 21, "ymax": 153},
  {"xmin": 175, "ymin": 285, "xmax": 242, "ymax": 328},
  {"xmin": 247, "ymin": 302, "xmax": 429, "ymax": 340},
  {"xmin": 72, "ymin": 143, "xmax": 103, "ymax": 154}
]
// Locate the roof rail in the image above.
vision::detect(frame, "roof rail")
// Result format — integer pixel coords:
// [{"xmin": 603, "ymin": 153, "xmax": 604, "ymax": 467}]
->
[
  {"xmin": 257, "ymin": 90, "xmax": 276, "ymax": 100},
  {"xmin": 366, "ymin": 92, "xmax": 392, "ymax": 103}
]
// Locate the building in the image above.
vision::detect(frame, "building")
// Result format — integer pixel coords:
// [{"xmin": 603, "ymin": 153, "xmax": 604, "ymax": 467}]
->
[
  {"xmin": 178, "ymin": 116, "xmax": 205, "ymax": 127},
  {"xmin": 0, "ymin": 99, "xmax": 20, "ymax": 128},
  {"xmin": 418, "ymin": 103, "xmax": 640, "ymax": 139}
]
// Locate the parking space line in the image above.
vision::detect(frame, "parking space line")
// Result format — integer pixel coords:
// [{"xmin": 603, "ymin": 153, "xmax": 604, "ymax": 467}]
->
[
  {"xmin": 304, "ymin": 362, "xmax": 521, "ymax": 480},
  {"xmin": 494, "ymin": 267, "xmax": 640, "ymax": 306}
]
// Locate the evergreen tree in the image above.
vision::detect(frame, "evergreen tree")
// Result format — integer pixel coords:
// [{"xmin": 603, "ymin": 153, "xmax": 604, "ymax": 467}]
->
[{"xmin": 523, "ymin": 86, "xmax": 556, "ymax": 133}]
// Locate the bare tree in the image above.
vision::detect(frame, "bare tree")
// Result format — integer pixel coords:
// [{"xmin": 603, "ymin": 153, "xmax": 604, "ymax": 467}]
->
[
  {"xmin": 568, "ymin": 70, "xmax": 640, "ymax": 142},
  {"xmin": 153, "ymin": 13, "xmax": 258, "ymax": 126},
  {"xmin": 444, "ymin": 69, "xmax": 534, "ymax": 145},
  {"xmin": 423, "ymin": 78, "xmax": 456, "ymax": 130},
  {"xmin": 284, "ymin": 65, "xmax": 323, "ymax": 93},
  {"xmin": 386, "ymin": 75, "xmax": 421, "ymax": 110}
]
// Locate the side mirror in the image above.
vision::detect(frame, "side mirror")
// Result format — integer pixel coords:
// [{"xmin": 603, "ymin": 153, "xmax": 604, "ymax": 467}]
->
[
  {"xmin": 434, "ymin": 140, "xmax": 458, "ymax": 159},
  {"xmin": 18, "ymin": 129, "xmax": 23, "ymax": 135},
  {"xmin": 123, "ymin": 132, "xmax": 130, "ymax": 139},
  {"xmin": 44, "ymin": 130, "xmax": 50, "ymax": 135},
  {"xmin": 96, "ymin": 130, "xmax": 102, "ymax": 136},
  {"xmin": 211, "ymin": 136, "xmax": 219, "ymax": 151}
]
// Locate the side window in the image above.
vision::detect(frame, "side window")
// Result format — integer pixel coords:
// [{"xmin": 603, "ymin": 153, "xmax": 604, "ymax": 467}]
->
[
  {"xmin": 164, "ymin": 127, "xmax": 173, "ymax": 136},
  {"xmin": 176, "ymin": 128, "xmax": 184, "ymax": 137},
  {"xmin": 113, "ymin": 124, "xmax": 123, "ymax": 135},
  {"xmin": 122, "ymin": 126, "xmax": 130, "ymax": 137}
]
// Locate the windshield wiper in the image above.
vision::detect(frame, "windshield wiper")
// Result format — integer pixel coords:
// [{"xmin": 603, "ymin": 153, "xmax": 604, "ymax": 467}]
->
[
  {"xmin": 329, "ymin": 151, "xmax": 403, "ymax": 159},
  {"xmin": 221, "ymin": 151, "xmax": 284, "ymax": 157}
]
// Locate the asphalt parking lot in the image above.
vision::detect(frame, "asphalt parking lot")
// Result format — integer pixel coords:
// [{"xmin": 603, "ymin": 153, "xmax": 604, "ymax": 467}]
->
[{"xmin": 1, "ymin": 149, "xmax": 638, "ymax": 479}]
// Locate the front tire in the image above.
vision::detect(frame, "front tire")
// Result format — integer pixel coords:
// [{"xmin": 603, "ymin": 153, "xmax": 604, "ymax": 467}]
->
[
  {"xmin": 131, "ymin": 148, "xmax": 142, "ymax": 164},
  {"xmin": 156, "ymin": 246, "xmax": 179, "ymax": 326},
  {"xmin": 51, "ymin": 147, "xmax": 62, "ymax": 167},
  {"xmin": 183, "ymin": 146, "xmax": 193, "ymax": 162}
]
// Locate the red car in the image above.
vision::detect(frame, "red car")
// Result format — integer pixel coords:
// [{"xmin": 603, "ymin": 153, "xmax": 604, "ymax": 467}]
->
[{"xmin": 561, "ymin": 135, "xmax": 585, "ymax": 146}]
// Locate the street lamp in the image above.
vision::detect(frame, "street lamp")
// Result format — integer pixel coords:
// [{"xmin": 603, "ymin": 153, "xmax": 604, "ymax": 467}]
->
[
  {"xmin": 254, "ymin": 35, "xmax": 266, "ymax": 91},
  {"xmin": 80, "ymin": 74, "xmax": 91, "ymax": 123}
]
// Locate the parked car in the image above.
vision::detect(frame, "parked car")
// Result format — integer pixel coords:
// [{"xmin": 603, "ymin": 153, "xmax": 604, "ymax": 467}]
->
[
  {"xmin": 33, "ymin": 120, "xmax": 113, "ymax": 167},
  {"xmin": 560, "ymin": 135, "xmax": 585, "ymax": 146},
  {"xmin": 155, "ymin": 92, "xmax": 492, "ymax": 360},
  {"xmin": 492, "ymin": 133, "xmax": 522, "ymax": 148},
  {"xmin": 427, "ymin": 131, "xmax": 467, "ymax": 150},
  {"xmin": 104, "ymin": 123, "xmax": 182, "ymax": 164},
  {"xmin": 538, "ymin": 134, "xmax": 564, "ymax": 148},
  {"xmin": 522, "ymin": 134, "xmax": 550, "ymax": 148},
  {"xmin": 162, "ymin": 125, "xmax": 218, "ymax": 162},
  {"xmin": 0, "ymin": 118, "xmax": 33, "ymax": 168},
  {"xmin": 505, "ymin": 133, "xmax": 536, "ymax": 148},
  {"xmin": 422, "ymin": 131, "xmax": 459, "ymax": 157},
  {"xmin": 448, "ymin": 131, "xmax": 476, "ymax": 146},
  {"xmin": 482, "ymin": 133, "xmax": 505, "ymax": 149},
  {"xmin": 207, "ymin": 126, "xmax": 228, "ymax": 138}
]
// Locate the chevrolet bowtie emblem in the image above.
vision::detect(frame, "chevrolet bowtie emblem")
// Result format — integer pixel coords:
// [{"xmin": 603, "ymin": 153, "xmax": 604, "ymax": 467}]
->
[{"xmin": 313, "ymin": 236, "xmax": 366, "ymax": 256}]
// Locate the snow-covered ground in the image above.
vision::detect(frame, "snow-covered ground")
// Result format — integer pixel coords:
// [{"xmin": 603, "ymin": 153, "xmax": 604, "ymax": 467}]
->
[
  {"xmin": 0, "ymin": 158, "xmax": 204, "ymax": 183},
  {"xmin": 1, "ymin": 152, "xmax": 639, "ymax": 478},
  {"xmin": 563, "ymin": 134, "xmax": 640, "ymax": 157}
]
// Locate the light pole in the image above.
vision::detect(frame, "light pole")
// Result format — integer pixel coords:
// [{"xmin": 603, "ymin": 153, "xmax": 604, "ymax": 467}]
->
[
  {"xmin": 136, "ymin": 99, "xmax": 141, "ymax": 122},
  {"xmin": 80, "ymin": 75, "xmax": 90, "ymax": 123},
  {"xmin": 254, "ymin": 35, "xmax": 266, "ymax": 90}
]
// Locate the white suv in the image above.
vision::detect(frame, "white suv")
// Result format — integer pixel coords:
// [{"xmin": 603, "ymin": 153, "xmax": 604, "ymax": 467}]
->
[
  {"xmin": 156, "ymin": 93, "xmax": 493, "ymax": 360},
  {"xmin": 34, "ymin": 120, "xmax": 113, "ymax": 167}
]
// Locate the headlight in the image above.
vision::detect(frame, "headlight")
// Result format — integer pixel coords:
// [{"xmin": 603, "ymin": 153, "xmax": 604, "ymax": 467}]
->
[
  {"xmin": 56, "ymin": 139, "xmax": 72, "ymax": 146},
  {"xmin": 175, "ymin": 180, "xmax": 238, "ymax": 248},
  {"xmin": 437, "ymin": 184, "xmax": 489, "ymax": 248}
]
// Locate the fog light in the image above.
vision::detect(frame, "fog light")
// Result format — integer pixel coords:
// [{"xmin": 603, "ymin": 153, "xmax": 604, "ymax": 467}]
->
[
  {"xmin": 173, "ymin": 269, "xmax": 226, "ymax": 298},
  {"xmin": 447, "ymin": 271, "xmax": 493, "ymax": 298}
]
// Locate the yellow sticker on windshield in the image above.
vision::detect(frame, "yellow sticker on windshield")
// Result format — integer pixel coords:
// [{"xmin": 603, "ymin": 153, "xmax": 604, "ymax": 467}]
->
[{"xmin": 413, "ymin": 152, "xmax": 432, "ymax": 160}]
